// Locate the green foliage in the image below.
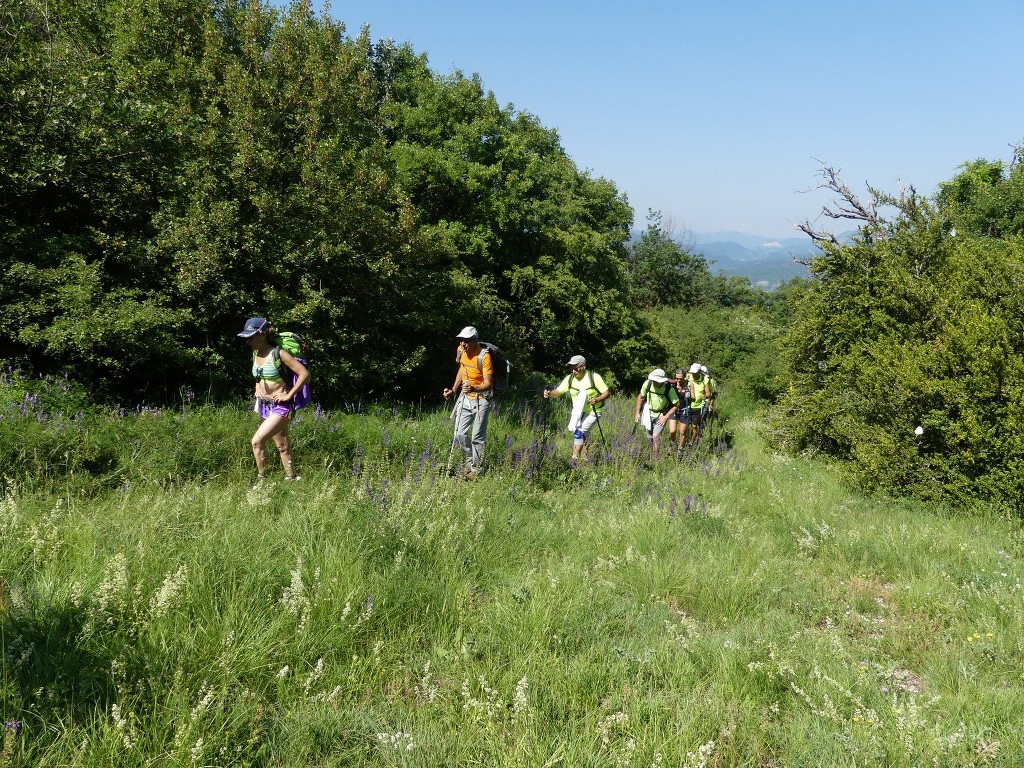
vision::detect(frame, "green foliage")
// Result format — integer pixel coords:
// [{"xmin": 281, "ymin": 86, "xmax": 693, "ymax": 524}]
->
[
  {"xmin": 626, "ymin": 210, "xmax": 712, "ymax": 309},
  {"xmin": 381, "ymin": 53, "xmax": 660, "ymax": 384},
  {"xmin": 770, "ymin": 155, "xmax": 1024, "ymax": 511},
  {"xmin": 625, "ymin": 210, "xmax": 763, "ymax": 313},
  {"xmin": 647, "ymin": 299, "xmax": 794, "ymax": 405},
  {"xmin": 1, "ymin": 0, "xmax": 660, "ymax": 403}
]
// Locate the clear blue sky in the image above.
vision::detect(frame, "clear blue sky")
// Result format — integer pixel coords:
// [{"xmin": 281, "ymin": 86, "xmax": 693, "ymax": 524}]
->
[{"xmin": 325, "ymin": 0, "xmax": 1024, "ymax": 239}]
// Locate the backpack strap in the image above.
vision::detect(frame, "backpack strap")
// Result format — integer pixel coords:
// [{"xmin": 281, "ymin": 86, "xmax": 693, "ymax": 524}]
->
[
  {"xmin": 642, "ymin": 381, "xmax": 672, "ymax": 414},
  {"xmin": 271, "ymin": 346, "xmax": 298, "ymax": 386},
  {"xmin": 459, "ymin": 346, "xmax": 493, "ymax": 393},
  {"xmin": 571, "ymin": 370, "xmax": 596, "ymax": 397}
]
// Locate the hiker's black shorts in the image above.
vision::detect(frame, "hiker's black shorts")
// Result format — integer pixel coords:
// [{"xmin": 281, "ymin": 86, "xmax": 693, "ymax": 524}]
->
[{"xmin": 678, "ymin": 406, "xmax": 703, "ymax": 425}]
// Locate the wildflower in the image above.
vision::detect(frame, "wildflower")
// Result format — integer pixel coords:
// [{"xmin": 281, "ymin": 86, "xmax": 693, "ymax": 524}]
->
[
  {"xmin": 149, "ymin": 565, "xmax": 189, "ymax": 620},
  {"xmin": 3, "ymin": 721, "xmax": 21, "ymax": 733},
  {"xmin": 511, "ymin": 677, "xmax": 530, "ymax": 724}
]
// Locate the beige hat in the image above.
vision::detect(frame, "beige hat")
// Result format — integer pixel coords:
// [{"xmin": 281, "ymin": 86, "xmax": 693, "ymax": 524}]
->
[
  {"xmin": 647, "ymin": 368, "xmax": 669, "ymax": 383},
  {"xmin": 567, "ymin": 355, "xmax": 586, "ymax": 366}
]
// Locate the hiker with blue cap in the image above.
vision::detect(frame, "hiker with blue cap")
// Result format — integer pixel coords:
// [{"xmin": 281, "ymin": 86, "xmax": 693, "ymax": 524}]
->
[{"xmin": 238, "ymin": 317, "xmax": 310, "ymax": 483}]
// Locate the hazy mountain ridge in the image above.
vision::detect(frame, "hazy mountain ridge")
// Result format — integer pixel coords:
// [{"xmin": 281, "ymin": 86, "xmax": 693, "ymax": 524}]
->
[{"xmin": 690, "ymin": 230, "xmax": 821, "ymax": 288}]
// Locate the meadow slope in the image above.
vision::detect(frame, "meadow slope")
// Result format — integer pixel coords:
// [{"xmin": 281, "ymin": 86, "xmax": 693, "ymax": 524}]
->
[{"xmin": 1, "ymin": 395, "xmax": 1022, "ymax": 766}]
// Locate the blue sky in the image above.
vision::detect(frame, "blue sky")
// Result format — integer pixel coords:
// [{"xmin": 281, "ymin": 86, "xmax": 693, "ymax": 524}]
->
[{"xmin": 325, "ymin": 0, "xmax": 1024, "ymax": 239}]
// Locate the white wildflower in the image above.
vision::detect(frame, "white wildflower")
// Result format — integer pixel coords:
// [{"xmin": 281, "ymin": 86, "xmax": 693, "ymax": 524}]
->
[{"xmin": 148, "ymin": 565, "xmax": 189, "ymax": 620}]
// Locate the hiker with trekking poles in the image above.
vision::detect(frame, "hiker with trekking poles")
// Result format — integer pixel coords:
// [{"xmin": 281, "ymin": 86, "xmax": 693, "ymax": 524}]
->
[
  {"xmin": 543, "ymin": 354, "xmax": 610, "ymax": 468},
  {"xmin": 238, "ymin": 317, "xmax": 311, "ymax": 484},
  {"xmin": 443, "ymin": 326, "xmax": 494, "ymax": 480},
  {"xmin": 634, "ymin": 368, "xmax": 680, "ymax": 459}
]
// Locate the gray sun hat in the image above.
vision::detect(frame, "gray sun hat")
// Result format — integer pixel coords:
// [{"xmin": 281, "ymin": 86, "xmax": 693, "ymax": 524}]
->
[
  {"xmin": 567, "ymin": 355, "xmax": 586, "ymax": 366},
  {"xmin": 455, "ymin": 325, "xmax": 479, "ymax": 340}
]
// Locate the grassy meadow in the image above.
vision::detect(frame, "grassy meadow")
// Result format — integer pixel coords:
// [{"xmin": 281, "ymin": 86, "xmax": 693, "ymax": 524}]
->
[{"xmin": 1, "ymin": 376, "xmax": 1023, "ymax": 766}]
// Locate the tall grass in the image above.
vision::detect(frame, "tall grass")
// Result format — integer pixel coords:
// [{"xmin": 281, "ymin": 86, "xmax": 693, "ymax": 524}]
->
[{"xmin": 1, "ymin": 373, "xmax": 1022, "ymax": 765}]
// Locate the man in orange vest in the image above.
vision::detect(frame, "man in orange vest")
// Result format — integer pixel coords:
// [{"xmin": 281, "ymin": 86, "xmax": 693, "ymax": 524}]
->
[{"xmin": 443, "ymin": 326, "xmax": 494, "ymax": 479}]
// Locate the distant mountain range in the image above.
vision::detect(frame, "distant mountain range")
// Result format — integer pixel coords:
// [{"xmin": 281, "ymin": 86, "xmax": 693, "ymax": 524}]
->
[{"xmin": 689, "ymin": 230, "xmax": 820, "ymax": 288}]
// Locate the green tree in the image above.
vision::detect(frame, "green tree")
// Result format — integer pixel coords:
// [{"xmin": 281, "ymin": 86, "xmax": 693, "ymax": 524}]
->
[
  {"xmin": 380, "ymin": 54, "xmax": 662, "ymax": 384},
  {"xmin": 770, "ymin": 156, "xmax": 1024, "ymax": 512},
  {"xmin": 625, "ymin": 210, "xmax": 712, "ymax": 309},
  {"xmin": 1, "ymin": 0, "xmax": 201, "ymax": 395},
  {"xmin": 2, "ymin": 0, "xmax": 667, "ymax": 403}
]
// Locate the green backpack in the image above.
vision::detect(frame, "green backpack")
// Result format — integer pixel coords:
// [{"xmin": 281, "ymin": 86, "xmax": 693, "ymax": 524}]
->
[
  {"xmin": 272, "ymin": 331, "xmax": 309, "ymax": 361},
  {"xmin": 262, "ymin": 331, "xmax": 312, "ymax": 409}
]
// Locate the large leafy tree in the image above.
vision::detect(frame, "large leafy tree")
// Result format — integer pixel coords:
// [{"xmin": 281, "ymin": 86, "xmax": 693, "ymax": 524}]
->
[
  {"xmin": 379, "ymin": 50, "xmax": 663, "ymax": 385},
  {"xmin": 770, "ymin": 155, "xmax": 1024, "ymax": 511},
  {"xmin": 625, "ymin": 210, "xmax": 711, "ymax": 309},
  {"xmin": 2, "ymin": 0, "xmax": 663, "ymax": 402},
  {"xmin": 1, "ymin": 0, "xmax": 203, "ymax": 396},
  {"xmin": 151, "ymin": 1, "xmax": 456, "ymax": 399}
]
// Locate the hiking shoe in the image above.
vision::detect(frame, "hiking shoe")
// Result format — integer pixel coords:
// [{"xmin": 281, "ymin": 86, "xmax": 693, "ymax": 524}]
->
[{"xmin": 284, "ymin": 474, "xmax": 301, "ymax": 482}]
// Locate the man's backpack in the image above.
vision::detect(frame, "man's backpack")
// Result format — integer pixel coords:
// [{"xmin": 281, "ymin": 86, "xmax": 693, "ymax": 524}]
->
[
  {"xmin": 641, "ymin": 380, "xmax": 675, "ymax": 414},
  {"xmin": 476, "ymin": 341, "xmax": 511, "ymax": 395}
]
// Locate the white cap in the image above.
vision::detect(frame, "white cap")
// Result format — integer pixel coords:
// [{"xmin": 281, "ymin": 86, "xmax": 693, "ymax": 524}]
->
[
  {"xmin": 700, "ymin": 365, "xmax": 709, "ymax": 375},
  {"xmin": 455, "ymin": 326, "xmax": 479, "ymax": 340},
  {"xmin": 647, "ymin": 368, "xmax": 668, "ymax": 383},
  {"xmin": 689, "ymin": 362, "xmax": 701, "ymax": 374},
  {"xmin": 567, "ymin": 355, "xmax": 586, "ymax": 366}
]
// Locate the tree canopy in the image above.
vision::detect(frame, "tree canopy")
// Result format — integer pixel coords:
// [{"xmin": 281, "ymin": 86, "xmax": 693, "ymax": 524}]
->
[
  {"xmin": 2, "ymin": 0, "xmax": 670, "ymax": 403},
  {"xmin": 769, "ymin": 153, "xmax": 1024, "ymax": 512}
]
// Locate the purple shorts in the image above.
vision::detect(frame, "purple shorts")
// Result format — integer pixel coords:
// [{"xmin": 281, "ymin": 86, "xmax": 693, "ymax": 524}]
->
[{"xmin": 257, "ymin": 400, "xmax": 293, "ymax": 419}]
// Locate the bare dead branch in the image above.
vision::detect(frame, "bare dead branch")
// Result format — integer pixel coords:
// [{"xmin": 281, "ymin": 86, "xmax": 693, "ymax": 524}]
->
[{"xmin": 794, "ymin": 161, "xmax": 888, "ymax": 251}]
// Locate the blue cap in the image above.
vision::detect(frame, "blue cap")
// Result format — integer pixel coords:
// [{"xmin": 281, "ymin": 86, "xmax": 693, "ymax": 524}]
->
[{"xmin": 237, "ymin": 317, "xmax": 269, "ymax": 338}]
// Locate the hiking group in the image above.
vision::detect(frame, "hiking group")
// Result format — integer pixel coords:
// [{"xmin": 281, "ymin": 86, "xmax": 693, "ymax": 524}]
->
[
  {"xmin": 441, "ymin": 325, "xmax": 718, "ymax": 479},
  {"xmin": 238, "ymin": 318, "xmax": 717, "ymax": 482}
]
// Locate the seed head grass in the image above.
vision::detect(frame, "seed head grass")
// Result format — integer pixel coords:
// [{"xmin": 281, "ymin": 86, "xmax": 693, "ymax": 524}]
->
[{"xmin": 1, "ymin": 384, "xmax": 1023, "ymax": 765}]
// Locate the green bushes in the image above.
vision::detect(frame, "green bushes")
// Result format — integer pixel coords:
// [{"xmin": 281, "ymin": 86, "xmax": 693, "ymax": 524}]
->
[
  {"xmin": 646, "ymin": 302, "xmax": 790, "ymax": 405},
  {"xmin": 2, "ymin": 0, "xmax": 662, "ymax": 404},
  {"xmin": 769, "ymin": 157, "xmax": 1024, "ymax": 512}
]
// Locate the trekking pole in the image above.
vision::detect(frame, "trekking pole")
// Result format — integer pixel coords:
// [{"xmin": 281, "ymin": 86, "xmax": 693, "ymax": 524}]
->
[
  {"xmin": 591, "ymin": 403, "xmax": 607, "ymax": 450},
  {"xmin": 444, "ymin": 393, "xmax": 463, "ymax": 476},
  {"xmin": 536, "ymin": 387, "xmax": 552, "ymax": 474}
]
